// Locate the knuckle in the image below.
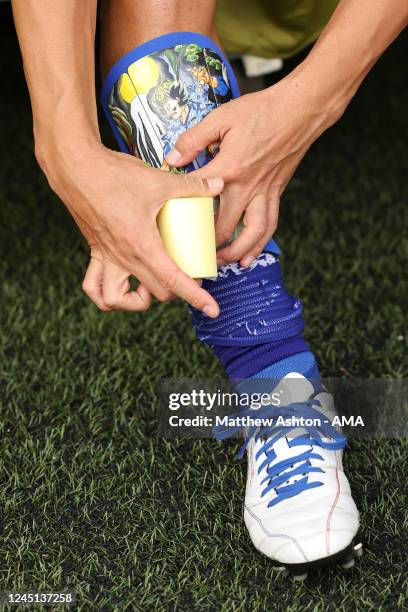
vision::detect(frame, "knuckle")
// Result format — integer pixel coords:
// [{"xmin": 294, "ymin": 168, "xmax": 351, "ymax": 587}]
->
[
  {"xmin": 208, "ymin": 123, "xmax": 220, "ymax": 142},
  {"xmin": 177, "ymin": 130, "xmax": 195, "ymax": 151},
  {"xmin": 226, "ymin": 248, "xmax": 240, "ymax": 262},
  {"xmin": 103, "ymin": 296, "xmax": 118, "ymax": 310},
  {"xmin": 189, "ymin": 294, "xmax": 205, "ymax": 311},
  {"xmin": 82, "ymin": 281, "xmax": 92, "ymax": 295},
  {"xmin": 157, "ymin": 289, "xmax": 173, "ymax": 303},
  {"xmin": 177, "ymin": 173, "xmax": 190, "ymax": 198},
  {"xmin": 159, "ymin": 269, "xmax": 177, "ymax": 292},
  {"xmin": 189, "ymin": 176, "xmax": 205, "ymax": 195},
  {"xmin": 253, "ymin": 224, "xmax": 265, "ymax": 241},
  {"xmin": 221, "ymin": 243, "xmax": 239, "ymax": 261},
  {"xmin": 98, "ymin": 303, "xmax": 111, "ymax": 312},
  {"xmin": 217, "ymin": 225, "xmax": 233, "ymax": 243}
]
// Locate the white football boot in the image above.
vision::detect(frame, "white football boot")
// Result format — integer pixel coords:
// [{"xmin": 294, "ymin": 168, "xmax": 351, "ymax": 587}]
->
[{"xmin": 218, "ymin": 374, "xmax": 362, "ymax": 579}]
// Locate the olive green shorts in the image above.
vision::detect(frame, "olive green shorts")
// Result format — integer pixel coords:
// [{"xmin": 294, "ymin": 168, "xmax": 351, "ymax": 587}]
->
[{"xmin": 215, "ymin": 0, "xmax": 339, "ymax": 58}]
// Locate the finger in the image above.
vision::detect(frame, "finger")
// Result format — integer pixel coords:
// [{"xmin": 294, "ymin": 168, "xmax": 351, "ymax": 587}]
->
[
  {"xmin": 104, "ymin": 249, "xmax": 175, "ymax": 304},
  {"xmin": 160, "ymin": 171, "xmax": 224, "ymax": 201},
  {"xmin": 116, "ymin": 283, "xmax": 153, "ymax": 312},
  {"xmin": 89, "ymin": 244, "xmax": 103, "ymax": 261},
  {"xmin": 217, "ymin": 193, "xmax": 268, "ymax": 264},
  {"xmin": 128, "ymin": 264, "xmax": 174, "ymax": 303},
  {"xmin": 137, "ymin": 283, "xmax": 153, "ymax": 304},
  {"xmin": 165, "ymin": 113, "xmax": 222, "ymax": 167},
  {"xmin": 190, "ymin": 150, "xmax": 235, "ymax": 183},
  {"xmin": 107, "ymin": 283, "xmax": 153, "ymax": 312},
  {"xmin": 102, "ymin": 261, "xmax": 152, "ymax": 312},
  {"xmin": 143, "ymin": 234, "xmax": 220, "ymax": 317},
  {"xmin": 240, "ymin": 197, "xmax": 280, "ymax": 266},
  {"xmin": 214, "ymin": 183, "xmax": 248, "ymax": 247},
  {"xmin": 82, "ymin": 256, "xmax": 111, "ymax": 312}
]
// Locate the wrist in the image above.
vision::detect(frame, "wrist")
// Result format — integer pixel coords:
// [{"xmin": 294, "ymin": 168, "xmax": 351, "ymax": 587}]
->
[
  {"xmin": 34, "ymin": 124, "xmax": 101, "ymax": 181},
  {"xmin": 291, "ymin": 58, "xmax": 354, "ymax": 129},
  {"xmin": 296, "ymin": 25, "xmax": 376, "ymax": 128}
]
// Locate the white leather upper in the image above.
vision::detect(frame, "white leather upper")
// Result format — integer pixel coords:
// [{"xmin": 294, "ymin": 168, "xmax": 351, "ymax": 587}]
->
[{"xmin": 243, "ymin": 375, "xmax": 360, "ymax": 564}]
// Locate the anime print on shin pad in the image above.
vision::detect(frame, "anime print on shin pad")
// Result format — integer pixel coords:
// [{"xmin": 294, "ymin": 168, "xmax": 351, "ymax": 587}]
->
[{"xmin": 103, "ymin": 33, "xmax": 236, "ymax": 171}]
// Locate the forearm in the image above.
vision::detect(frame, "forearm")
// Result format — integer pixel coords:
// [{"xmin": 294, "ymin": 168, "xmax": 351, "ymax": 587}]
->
[
  {"xmin": 298, "ymin": 0, "xmax": 408, "ymax": 121},
  {"xmin": 12, "ymin": 0, "xmax": 100, "ymax": 169}
]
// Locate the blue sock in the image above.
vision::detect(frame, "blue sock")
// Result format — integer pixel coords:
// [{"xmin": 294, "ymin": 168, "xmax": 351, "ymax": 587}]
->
[{"xmin": 191, "ymin": 251, "xmax": 321, "ymax": 388}]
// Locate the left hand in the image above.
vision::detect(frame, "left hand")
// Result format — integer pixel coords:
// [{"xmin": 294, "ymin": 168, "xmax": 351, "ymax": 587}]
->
[{"xmin": 166, "ymin": 65, "xmax": 344, "ymax": 266}]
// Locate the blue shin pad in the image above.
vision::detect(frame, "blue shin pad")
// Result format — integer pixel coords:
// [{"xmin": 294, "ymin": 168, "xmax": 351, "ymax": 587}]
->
[{"xmin": 101, "ymin": 32, "xmax": 240, "ymax": 168}]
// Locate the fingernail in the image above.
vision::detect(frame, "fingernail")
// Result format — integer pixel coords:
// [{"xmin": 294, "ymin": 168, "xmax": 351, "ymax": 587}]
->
[
  {"xmin": 165, "ymin": 148, "xmax": 182, "ymax": 165},
  {"xmin": 242, "ymin": 256, "xmax": 254, "ymax": 268},
  {"xmin": 203, "ymin": 305, "xmax": 219, "ymax": 318},
  {"xmin": 207, "ymin": 177, "xmax": 224, "ymax": 191}
]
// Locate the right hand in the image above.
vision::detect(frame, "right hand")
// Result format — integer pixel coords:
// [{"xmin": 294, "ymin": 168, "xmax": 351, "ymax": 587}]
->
[
  {"xmin": 82, "ymin": 247, "xmax": 154, "ymax": 312},
  {"xmin": 38, "ymin": 142, "xmax": 223, "ymax": 317}
]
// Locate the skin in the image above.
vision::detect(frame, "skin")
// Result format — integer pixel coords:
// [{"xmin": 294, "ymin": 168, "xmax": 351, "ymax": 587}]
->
[
  {"xmin": 167, "ymin": 0, "xmax": 408, "ymax": 267},
  {"xmin": 12, "ymin": 0, "xmax": 222, "ymax": 316},
  {"xmin": 11, "ymin": 0, "xmax": 408, "ymax": 313}
]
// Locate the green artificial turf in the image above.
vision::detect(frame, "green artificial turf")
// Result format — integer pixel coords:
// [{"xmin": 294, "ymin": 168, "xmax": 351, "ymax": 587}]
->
[{"xmin": 0, "ymin": 6, "xmax": 407, "ymax": 610}]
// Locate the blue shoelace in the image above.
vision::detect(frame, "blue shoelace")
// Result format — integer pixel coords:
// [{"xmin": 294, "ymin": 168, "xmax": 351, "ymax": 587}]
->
[{"xmin": 213, "ymin": 400, "xmax": 346, "ymax": 507}]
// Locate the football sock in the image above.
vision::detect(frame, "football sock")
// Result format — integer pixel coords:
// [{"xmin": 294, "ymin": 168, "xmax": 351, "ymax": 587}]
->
[{"xmin": 191, "ymin": 249, "xmax": 321, "ymax": 389}]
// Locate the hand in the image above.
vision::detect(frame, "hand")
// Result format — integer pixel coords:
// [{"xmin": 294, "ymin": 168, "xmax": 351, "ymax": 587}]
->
[
  {"xmin": 82, "ymin": 246, "xmax": 156, "ymax": 312},
  {"xmin": 166, "ymin": 64, "xmax": 345, "ymax": 266},
  {"xmin": 38, "ymin": 142, "xmax": 223, "ymax": 317}
]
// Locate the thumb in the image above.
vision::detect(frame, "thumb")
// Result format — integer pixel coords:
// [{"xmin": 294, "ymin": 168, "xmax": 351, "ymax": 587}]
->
[
  {"xmin": 165, "ymin": 114, "xmax": 221, "ymax": 167},
  {"xmin": 162, "ymin": 171, "xmax": 224, "ymax": 200}
]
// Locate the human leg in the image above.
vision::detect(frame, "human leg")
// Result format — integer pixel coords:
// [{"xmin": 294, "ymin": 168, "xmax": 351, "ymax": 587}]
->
[{"xmin": 99, "ymin": 0, "xmax": 361, "ymax": 575}]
